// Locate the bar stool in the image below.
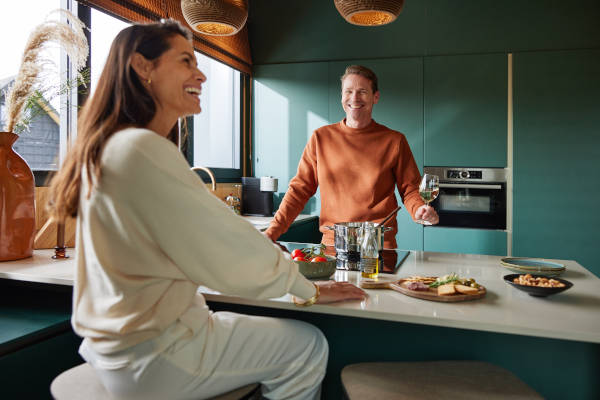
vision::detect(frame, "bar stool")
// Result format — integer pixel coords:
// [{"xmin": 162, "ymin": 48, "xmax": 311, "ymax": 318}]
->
[
  {"xmin": 50, "ymin": 363, "xmax": 260, "ymax": 400},
  {"xmin": 341, "ymin": 361, "xmax": 543, "ymax": 400}
]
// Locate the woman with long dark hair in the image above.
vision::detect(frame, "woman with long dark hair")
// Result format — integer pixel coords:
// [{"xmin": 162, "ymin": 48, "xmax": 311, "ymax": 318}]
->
[{"xmin": 48, "ymin": 20, "xmax": 365, "ymax": 399}]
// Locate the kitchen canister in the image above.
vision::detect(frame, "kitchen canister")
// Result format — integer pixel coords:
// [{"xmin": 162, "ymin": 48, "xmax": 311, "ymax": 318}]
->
[{"xmin": 259, "ymin": 176, "xmax": 278, "ymax": 192}]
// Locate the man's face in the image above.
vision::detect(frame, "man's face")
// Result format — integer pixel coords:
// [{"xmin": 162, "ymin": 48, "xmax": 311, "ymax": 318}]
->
[{"xmin": 341, "ymin": 74, "xmax": 380, "ymax": 125}]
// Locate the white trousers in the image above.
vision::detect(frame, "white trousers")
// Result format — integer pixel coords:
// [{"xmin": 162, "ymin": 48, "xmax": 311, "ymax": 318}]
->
[{"xmin": 80, "ymin": 312, "xmax": 328, "ymax": 400}]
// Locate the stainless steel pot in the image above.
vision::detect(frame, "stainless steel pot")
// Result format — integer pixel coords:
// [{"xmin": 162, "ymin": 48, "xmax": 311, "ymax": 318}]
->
[{"xmin": 326, "ymin": 222, "xmax": 392, "ymax": 253}]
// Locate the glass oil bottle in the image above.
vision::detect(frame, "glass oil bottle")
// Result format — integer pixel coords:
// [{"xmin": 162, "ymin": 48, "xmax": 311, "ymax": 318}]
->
[{"xmin": 360, "ymin": 223, "xmax": 379, "ymax": 279}]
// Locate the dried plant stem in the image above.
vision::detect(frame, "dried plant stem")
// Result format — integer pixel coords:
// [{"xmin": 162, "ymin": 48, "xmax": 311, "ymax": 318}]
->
[{"xmin": 3, "ymin": 9, "xmax": 88, "ymax": 133}]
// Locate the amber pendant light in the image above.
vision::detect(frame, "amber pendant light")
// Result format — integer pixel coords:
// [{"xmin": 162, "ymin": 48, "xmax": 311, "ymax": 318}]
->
[
  {"xmin": 181, "ymin": 0, "xmax": 248, "ymax": 36},
  {"xmin": 334, "ymin": 0, "xmax": 405, "ymax": 26}
]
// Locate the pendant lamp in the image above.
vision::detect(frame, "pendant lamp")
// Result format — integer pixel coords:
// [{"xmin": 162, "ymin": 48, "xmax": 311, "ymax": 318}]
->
[
  {"xmin": 181, "ymin": 0, "xmax": 248, "ymax": 36},
  {"xmin": 334, "ymin": 0, "xmax": 405, "ymax": 26}
]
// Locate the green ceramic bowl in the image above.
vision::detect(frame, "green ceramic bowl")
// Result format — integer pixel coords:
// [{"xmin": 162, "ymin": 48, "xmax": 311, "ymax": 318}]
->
[{"xmin": 295, "ymin": 255, "xmax": 336, "ymax": 279}]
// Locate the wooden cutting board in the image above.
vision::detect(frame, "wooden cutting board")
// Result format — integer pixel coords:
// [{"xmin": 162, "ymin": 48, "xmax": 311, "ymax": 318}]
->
[
  {"xmin": 358, "ymin": 276, "xmax": 399, "ymax": 289},
  {"xmin": 389, "ymin": 281, "xmax": 486, "ymax": 302}
]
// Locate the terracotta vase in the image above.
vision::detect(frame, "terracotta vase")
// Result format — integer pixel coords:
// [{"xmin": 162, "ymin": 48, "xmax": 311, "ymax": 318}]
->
[{"xmin": 0, "ymin": 132, "xmax": 35, "ymax": 261}]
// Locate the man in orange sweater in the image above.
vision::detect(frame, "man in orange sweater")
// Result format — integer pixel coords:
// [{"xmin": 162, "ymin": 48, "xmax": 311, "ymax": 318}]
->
[{"xmin": 265, "ymin": 65, "xmax": 438, "ymax": 248}]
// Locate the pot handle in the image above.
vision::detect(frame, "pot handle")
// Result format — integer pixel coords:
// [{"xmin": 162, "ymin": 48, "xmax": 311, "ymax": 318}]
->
[
  {"xmin": 325, "ymin": 225, "xmax": 335, "ymax": 230},
  {"xmin": 383, "ymin": 226, "xmax": 393, "ymax": 232}
]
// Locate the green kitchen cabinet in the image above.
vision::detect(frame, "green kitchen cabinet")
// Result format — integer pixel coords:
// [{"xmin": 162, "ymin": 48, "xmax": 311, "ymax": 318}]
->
[
  {"xmin": 0, "ymin": 281, "xmax": 83, "ymax": 398},
  {"xmin": 424, "ymin": 54, "xmax": 507, "ymax": 167},
  {"xmin": 278, "ymin": 217, "xmax": 322, "ymax": 244},
  {"xmin": 424, "ymin": 227, "xmax": 507, "ymax": 256},
  {"xmin": 513, "ymin": 49, "xmax": 600, "ymax": 277},
  {"xmin": 253, "ymin": 62, "xmax": 330, "ymax": 216},
  {"xmin": 329, "ymin": 58, "xmax": 425, "ymax": 251}
]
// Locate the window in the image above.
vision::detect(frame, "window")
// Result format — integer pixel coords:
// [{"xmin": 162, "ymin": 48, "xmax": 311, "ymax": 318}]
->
[
  {"xmin": 1, "ymin": 0, "xmax": 246, "ymax": 183},
  {"xmin": 89, "ymin": 8, "xmax": 129, "ymax": 94},
  {"xmin": 192, "ymin": 52, "xmax": 241, "ymax": 171},
  {"xmin": 0, "ymin": 0, "xmax": 63, "ymax": 174}
]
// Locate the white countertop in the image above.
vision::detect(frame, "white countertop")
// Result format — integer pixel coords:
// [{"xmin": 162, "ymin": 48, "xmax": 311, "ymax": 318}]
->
[
  {"xmin": 242, "ymin": 213, "xmax": 316, "ymax": 231},
  {"xmin": 1, "ymin": 247, "xmax": 599, "ymax": 344}
]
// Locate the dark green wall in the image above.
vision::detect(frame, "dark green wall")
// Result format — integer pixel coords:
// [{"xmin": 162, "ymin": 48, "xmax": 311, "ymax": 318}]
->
[{"xmin": 248, "ymin": 0, "xmax": 600, "ymax": 64}]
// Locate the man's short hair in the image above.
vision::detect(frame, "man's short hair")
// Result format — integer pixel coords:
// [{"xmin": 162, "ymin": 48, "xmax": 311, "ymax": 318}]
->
[{"xmin": 341, "ymin": 65, "xmax": 379, "ymax": 93}]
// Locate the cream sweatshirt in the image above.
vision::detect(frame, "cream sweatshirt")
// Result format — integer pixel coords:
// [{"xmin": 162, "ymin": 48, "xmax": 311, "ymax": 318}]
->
[{"xmin": 72, "ymin": 128, "xmax": 316, "ymax": 354}]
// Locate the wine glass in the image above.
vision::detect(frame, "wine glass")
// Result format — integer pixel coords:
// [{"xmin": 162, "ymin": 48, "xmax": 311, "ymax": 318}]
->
[{"xmin": 416, "ymin": 174, "xmax": 439, "ymax": 225}]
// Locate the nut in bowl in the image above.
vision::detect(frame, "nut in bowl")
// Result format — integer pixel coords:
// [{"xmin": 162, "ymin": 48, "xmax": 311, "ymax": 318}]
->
[{"xmin": 503, "ymin": 273, "xmax": 573, "ymax": 297}]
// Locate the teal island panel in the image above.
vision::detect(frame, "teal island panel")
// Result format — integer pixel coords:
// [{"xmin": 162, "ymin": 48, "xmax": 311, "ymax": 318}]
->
[{"xmin": 424, "ymin": 226, "xmax": 507, "ymax": 256}]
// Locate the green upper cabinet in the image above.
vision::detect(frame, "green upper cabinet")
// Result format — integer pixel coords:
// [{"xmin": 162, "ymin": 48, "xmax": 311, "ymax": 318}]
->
[
  {"xmin": 513, "ymin": 49, "xmax": 600, "ymax": 277},
  {"xmin": 424, "ymin": 54, "xmax": 507, "ymax": 167},
  {"xmin": 253, "ymin": 63, "xmax": 330, "ymax": 215},
  {"xmin": 328, "ymin": 58, "xmax": 425, "ymax": 251}
]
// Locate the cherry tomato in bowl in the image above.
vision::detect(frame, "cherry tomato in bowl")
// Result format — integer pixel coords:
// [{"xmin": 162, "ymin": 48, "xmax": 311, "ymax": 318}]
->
[
  {"xmin": 293, "ymin": 256, "xmax": 306, "ymax": 262},
  {"xmin": 291, "ymin": 249, "xmax": 304, "ymax": 258},
  {"xmin": 311, "ymin": 256, "xmax": 327, "ymax": 263}
]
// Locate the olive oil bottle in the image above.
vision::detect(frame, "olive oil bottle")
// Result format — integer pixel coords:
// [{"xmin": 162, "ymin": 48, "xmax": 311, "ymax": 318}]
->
[{"xmin": 360, "ymin": 223, "xmax": 379, "ymax": 279}]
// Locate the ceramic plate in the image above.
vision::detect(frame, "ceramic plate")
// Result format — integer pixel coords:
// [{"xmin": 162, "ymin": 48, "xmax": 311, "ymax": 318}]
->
[
  {"xmin": 500, "ymin": 257, "xmax": 565, "ymax": 276},
  {"xmin": 503, "ymin": 274, "xmax": 573, "ymax": 297}
]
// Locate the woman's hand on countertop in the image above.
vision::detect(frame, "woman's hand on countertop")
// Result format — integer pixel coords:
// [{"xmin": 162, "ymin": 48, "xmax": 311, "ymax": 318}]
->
[{"xmin": 315, "ymin": 281, "xmax": 367, "ymax": 304}]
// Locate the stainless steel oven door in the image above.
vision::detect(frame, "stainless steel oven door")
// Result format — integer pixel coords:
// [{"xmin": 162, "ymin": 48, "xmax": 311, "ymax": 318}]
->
[{"xmin": 431, "ymin": 182, "xmax": 506, "ymax": 230}]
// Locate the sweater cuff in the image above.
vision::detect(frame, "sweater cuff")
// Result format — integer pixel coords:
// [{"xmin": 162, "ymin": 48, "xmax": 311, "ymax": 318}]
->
[
  {"xmin": 288, "ymin": 265, "xmax": 318, "ymax": 300},
  {"xmin": 265, "ymin": 224, "xmax": 284, "ymax": 241}
]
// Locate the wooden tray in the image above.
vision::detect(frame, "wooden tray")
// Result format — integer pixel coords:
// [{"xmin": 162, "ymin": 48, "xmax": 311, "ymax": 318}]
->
[
  {"xmin": 358, "ymin": 277, "xmax": 399, "ymax": 289},
  {"xmin": 389, "ymin": 281, "xmax": 487, "ymax": 302}
]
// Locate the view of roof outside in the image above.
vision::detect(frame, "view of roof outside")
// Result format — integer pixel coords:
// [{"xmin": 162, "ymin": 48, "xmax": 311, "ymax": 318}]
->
[
  {"xmin": 0, "ymin": 1, "xmax": 241, "ymax": 172},
  {"xmin": 0, "ymin": 0, "xmax": 62, "ymax": 171}
]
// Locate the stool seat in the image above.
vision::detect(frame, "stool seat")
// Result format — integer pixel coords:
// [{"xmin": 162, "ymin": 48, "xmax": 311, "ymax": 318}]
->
[
  {"xmin": 341, "ymin": 361, "xmax": 543, "ymax": 400},
  {"xmin": 51, "ymin": 363, "xmax": 260, "ymax": 400}
]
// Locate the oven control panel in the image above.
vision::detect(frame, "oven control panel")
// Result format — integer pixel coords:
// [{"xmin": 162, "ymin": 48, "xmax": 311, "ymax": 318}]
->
[
  {"xmin": 423, "ymin": 167, "xmax": 507, "ymax": 183},
  {"xmin": 446, "ymin": 170, "xmax": 482, "ymax": 180}
]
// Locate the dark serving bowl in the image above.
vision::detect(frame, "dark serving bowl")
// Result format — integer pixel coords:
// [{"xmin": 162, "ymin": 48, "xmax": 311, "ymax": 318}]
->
[
  {"xmin": 503, "ymin": 274, "xmax": 573, "ymax": 297},
  {"xmin": 295, "ymin": 255, "xmax": 336, "ymax": 279}
]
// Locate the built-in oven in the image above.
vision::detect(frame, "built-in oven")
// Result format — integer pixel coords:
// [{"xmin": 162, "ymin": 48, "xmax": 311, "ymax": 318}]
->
[{"xmin": 423, "ymin": 167, "xmax": 507, "ymax": 230}]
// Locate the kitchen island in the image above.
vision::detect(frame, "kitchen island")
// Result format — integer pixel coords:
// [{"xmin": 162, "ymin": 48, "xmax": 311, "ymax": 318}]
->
[{"xmin": 1, "ymin": 244, "xmax": 599, "ymax": 399}]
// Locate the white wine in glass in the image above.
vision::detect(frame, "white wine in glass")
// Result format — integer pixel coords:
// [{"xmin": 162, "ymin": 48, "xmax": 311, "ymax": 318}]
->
[{"xmin": 417, "ymin": 174, "xmax": 439, "ymax": 225}]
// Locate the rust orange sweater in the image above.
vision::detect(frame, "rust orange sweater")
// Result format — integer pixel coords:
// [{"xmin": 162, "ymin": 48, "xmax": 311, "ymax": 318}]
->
[{"xmin": 265, "ymin": 119, "xmax": 424, "ymax": 248}]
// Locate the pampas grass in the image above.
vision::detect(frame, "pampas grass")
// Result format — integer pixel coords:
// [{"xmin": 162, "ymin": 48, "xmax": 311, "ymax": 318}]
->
[{"xmin": 3, "ymin": 9, "xmax": 88, "ymax": 133}]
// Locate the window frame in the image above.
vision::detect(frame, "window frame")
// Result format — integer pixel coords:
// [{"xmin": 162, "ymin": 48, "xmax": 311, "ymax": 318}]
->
[
  {"xmin": 26, "ymin": 0, "xmax": 86, "ymax": 186},
  {"xmin": 184, "ymin": 71, "xmax": 250, "ymax": 183}
]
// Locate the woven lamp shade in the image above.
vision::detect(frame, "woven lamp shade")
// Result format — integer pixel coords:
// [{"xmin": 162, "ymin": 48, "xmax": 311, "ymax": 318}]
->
[
  {"xmin": 181, "ymin": 0, "xmax": 248, "ymax": 36},
  {"xmin": 334, "ymin": 0, "xmax": 405, "ymax": 26}
]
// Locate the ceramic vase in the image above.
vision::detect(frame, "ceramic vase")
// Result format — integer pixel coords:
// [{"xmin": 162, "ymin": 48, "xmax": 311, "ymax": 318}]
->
[{"xmin": 0, "ymin": 132, "xmax": 35, "ymax": 261}]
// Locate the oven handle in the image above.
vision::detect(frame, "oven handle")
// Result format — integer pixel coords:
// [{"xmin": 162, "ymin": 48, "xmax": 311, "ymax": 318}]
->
[{"xmin": 439, "ymin": 183, "xmax": 503, "ymax": 190}]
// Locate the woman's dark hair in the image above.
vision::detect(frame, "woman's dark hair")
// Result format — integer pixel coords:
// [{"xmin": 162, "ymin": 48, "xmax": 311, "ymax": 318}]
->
[{"xmin": 48, "ymin": 19, "xmax": 192, "ymax": 220}]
